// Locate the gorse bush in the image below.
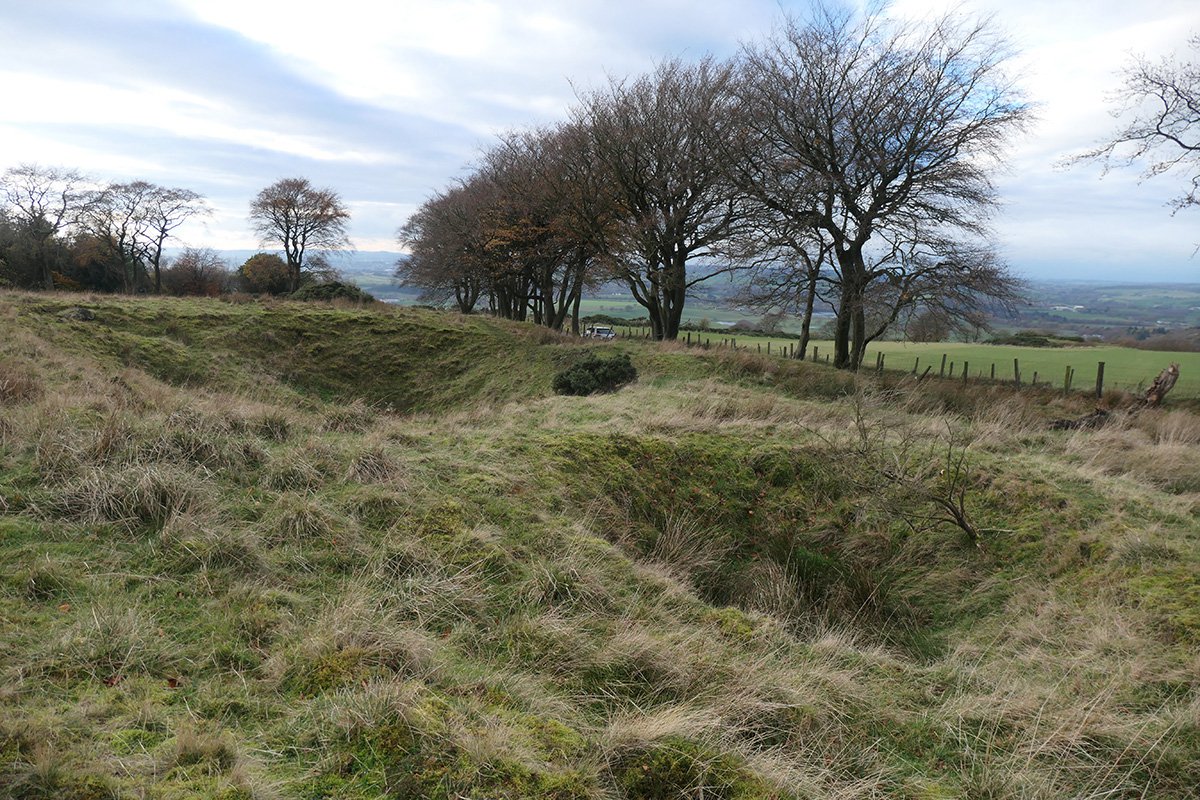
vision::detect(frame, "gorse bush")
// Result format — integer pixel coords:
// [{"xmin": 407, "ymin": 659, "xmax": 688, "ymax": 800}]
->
[
  {"xmin": 553, "ymin": 353, "xmax": 637, "ymax": 396},
  {"xmin": 289, "ymin": 281, "xmax": 375, "ymax": 303}
]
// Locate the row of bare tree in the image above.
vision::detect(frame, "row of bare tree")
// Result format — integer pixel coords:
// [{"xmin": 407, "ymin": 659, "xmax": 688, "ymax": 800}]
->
[
  {"xmin": 0, "ymin": 165, "xmax": 210, "ymax": 294},
  {"xmin": 397, "ymin": 7, "xmax": 1031, "ymax": 369},
  {"xmin": 0, "ymin": 164, "xmax": 356, "ymax": 298}
]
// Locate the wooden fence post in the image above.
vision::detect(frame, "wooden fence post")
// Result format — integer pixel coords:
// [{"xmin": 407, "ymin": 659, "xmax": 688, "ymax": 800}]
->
[
  {"xmin": 1063, "ymin": 366, "xmax": 1072, "ymax": 394},
  {"xmin": 879, "ymin": 353, "xmax": 886, "ymax": 373},
  {"xmin": 812, "ymin": 346, "xmax": 818, "ymax": 363},
  {"xmin": 1096, "ymin": 362, "xmax": 1105, "ymax": 399},
  {"xmin": 940, "ymin": 353, "xmax": 947, "ymax": 378},
  {"xmin": 912, "ymin": 357, "xmax": 919, "ymax": 375},
  {"xmin": 990, "ymin": 363, "xmax": 995, "ymax": 381},
  {"xmin": 962, "ymin": 361, "xmax": 969, "ymax": 385},
  {"xmin": 767, "ymin": 341, "xmax": 771, "ymax": 355},
  {"xmin": 1033, "ymin": 371, "xmax": 1039, "ymax": 387},
  {"xmin": 949, "ymin": 362, "xmax": 955, "ymax": 378},
  {"xmin": 1013, "ymin": 358, "xmax": 1021, "ymax": 389},
  {"xmin": 686, "ymin": 332, "xmax": 691, "ymax": 346}
]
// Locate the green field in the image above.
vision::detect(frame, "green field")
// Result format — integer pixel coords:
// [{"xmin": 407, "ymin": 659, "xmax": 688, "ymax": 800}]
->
[{"xmin": 614, "ymin": 327, "xmax": 1200, "ymax": 397}]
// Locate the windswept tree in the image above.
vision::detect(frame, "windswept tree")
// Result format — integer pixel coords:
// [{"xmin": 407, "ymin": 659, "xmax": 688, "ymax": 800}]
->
[
  {"xmin": 249, "ymin": 178, "xmax": 351, "ymax": 293},
  {"xmin": 1077, "ymin": 32, "xmax": 1199, "ymax": 214},
  {"xmin": 396, "ymin": 181, "xmax": 492, "ymax": 314},
  {"xmin": 478, "ymin": 123, "xmax": 617, "ymax": 331},
  {"xmin": 576, "ymin": 57, "xmax": 747, "ymax": 340},
  {"xmin": 737, "ymin": 7, "xmax": 1030, "ymax": 368},
  {"xmin": 0, "ymin": 164, "xmax": 90, "ymax": 289}
]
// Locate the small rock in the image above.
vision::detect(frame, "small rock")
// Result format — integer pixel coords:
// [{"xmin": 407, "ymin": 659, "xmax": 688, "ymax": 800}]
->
[{"xmin": 59, "ymin": 307, "xmax": 95, "ymax": 321}]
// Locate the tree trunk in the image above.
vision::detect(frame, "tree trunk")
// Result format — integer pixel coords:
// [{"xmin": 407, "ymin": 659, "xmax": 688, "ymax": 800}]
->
[{"xmin": 797, "ymin": 269, "xmax": 818, "ymax": 360}]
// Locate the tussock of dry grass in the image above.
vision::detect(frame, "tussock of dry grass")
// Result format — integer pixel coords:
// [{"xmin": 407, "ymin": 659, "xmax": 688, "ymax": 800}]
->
[{"xmin": 55, "ymin": 463, "xmax": 208, "ymax": 529}]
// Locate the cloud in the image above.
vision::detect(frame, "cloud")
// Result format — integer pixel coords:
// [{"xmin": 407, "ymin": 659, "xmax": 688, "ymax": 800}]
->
[{"xmin": 0, "ymin": 0, "xmax": 1196, "ymax": 277}]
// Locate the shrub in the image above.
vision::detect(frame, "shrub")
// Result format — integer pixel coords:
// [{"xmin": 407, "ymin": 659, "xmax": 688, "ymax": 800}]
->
[
  {"xmin": 289, "ymin": 281, "xmax": 375, "ymax": 303},
  {"xmin": 553, "ymin": 353, "xmax": 637, "ymax": 396}
]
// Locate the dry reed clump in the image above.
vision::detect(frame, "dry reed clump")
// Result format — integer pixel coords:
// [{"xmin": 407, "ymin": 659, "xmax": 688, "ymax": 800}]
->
[
  {"xmin": 158, "ymin": 511, "xmax": 265, "ymax": 576},
  {"xmin": 1066, "ymin": 423, "xmax": 1200, "ymax": 493},
  {"xmin": 33, "ymin": 603, "xmax": 176, "ymax": 682},
  {"xmin": 55, "ymin": 463, "xmax": 208, "ymax": 530},
  {"xmin": 265, "ymin": 493, "xmax": 343, "ymax": 545},
  {"xmin": 293, "ymin": 679, "xmax": 427, "ymax": 756},
  {"xmin": 1139, "ymin": 407, "xmax": 1200, "ymax": 446},
  {"xmin": 731, "ymin": 560, "xmax": 806, "ymax": 620},
  {"xmin": 647, "ymin": 512, "xmax": 732, "ymax": 588},
  {"xmin": 267, "ymin": 587, "xmax": 439, "ymax": 693},
  {"xmin": 143, "ymin": 409, "xmax": 257, "ymax": 472},
  {"xmin": 265, "ymin": 448, "xmax": 329, "ymax": 492},
  {"xmin": 0, "ymin": 360, "xmax": 42, "ymax": 405},
  {"xmin": 346, "ymin": 443, "xmax": 404, "ymax": 485},
  {"xmin": 253, "ymin": 411, "xmax": 292, "ymax": 442},
  {"xmin": 582, "ymin": 626, "xmax": 699, "ymax": 705},
  {"xmin": 319, "ymin": 398, "xmax": 376, "ymax": 433}
]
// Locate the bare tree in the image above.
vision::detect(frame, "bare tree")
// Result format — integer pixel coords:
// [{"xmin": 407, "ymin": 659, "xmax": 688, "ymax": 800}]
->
[
  {"xmin": 249, "ymin": 178, "xmax": 351, "ymax": 293},
  {"xmin": 161, "ymin": 247, "xmax": 229, "ymax": 296},
  {"xmin": 396, "ymin": 182, "xmax": 492, "ymax": 314},
  {"xmin": 737, "ymin": 7, "xmax": 1030, "ymax": 369},
  {"xmin": 80, "ymin": 181, "xmax": 155, "ymax": 293},
  {"xmin": 481, "ymin": 123, "xmax": 617, "ymax": 332},
  {"xmin": 576, "ymin": 57, "xmax": 747, "ymax": 340},
  {"xmin": 0, "ymin": 164, "xmax": 90, "ymax": 289},
  {"xmin": 141, "ymin": 186, "xmax": 209, "ymax": 292},
  {"xmin": 1076, "ymin": 33, "xmax": 1199, "ymax": 213}
]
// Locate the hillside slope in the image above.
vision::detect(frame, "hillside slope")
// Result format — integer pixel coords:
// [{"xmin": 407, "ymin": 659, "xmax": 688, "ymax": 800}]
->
[{"xmin": 1, "ymin": 293, "xmax": 1198, "ymax": 799}]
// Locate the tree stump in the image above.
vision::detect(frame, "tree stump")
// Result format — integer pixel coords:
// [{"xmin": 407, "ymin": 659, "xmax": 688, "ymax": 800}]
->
[{"xmin": 1141, "ymin": 363, "xmax": 1180, "ymax": 408}]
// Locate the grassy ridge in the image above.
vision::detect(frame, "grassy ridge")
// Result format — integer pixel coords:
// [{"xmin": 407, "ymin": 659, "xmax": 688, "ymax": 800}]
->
[{"xmin": 1, "ymin": 292, "xmax": 1199, "ymax": 798}]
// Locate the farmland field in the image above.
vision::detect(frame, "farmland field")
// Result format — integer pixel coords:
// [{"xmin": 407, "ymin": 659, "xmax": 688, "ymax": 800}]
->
[{"xmin": 615, "ymin": 327, "xmax": 1200, "ymax": 397}]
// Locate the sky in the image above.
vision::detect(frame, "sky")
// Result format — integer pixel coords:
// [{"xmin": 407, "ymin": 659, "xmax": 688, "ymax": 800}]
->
[{"xmin": 0, "ymin": 0, "xmax": 1197, "ymax": 282}]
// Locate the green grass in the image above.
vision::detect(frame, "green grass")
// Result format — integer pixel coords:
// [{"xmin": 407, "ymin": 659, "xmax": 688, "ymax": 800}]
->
[
  {"xmin": 1, "ymin": 290, "xmax": 1199, "ymax": 798},
  {"xmin": 615, "ymin": 327, "xmax": 1200, "ymax": 397}
]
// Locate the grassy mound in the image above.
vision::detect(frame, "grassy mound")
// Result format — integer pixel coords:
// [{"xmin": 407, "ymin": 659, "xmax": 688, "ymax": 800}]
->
[{"xmin": 1, "ymin": 291, "xmax": 1198, "ymax": 798}]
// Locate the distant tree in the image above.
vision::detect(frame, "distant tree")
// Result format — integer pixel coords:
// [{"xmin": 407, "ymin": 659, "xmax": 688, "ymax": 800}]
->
[
  {"xmin": 249, "ymin": 178, "xmax": 351, "ymax": 293},
  {"xmin": 1077, "ymin": 33, "xmax": 1199, "ymax": 213},
  {"xmin": 238, "ymin": 252, "xmax": 290, "ymax": 295},
  {"xmin": 0, "ymin": 164, "xmax": 90, "ymax": 289},
  {"xmin": 905, "ymin": 310, "xmax": 952, "ymax": 343},
  {"xmin": 162, "ymin": 247, "xmax": 230, "ymax": 296}
]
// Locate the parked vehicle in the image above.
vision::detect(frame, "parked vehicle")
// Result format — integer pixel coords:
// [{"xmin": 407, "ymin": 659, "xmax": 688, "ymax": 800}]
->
[{"xmin": 584, "ymin": 325, "xmax": 616, "ymax": 340}]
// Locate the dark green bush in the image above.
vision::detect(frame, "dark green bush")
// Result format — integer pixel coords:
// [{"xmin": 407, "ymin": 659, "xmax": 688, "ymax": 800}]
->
[
  {"xmin": 289, "ymin": 281, "xmax": 375, "ymax": 303},
  {"xmin": 553, "ymin": 353, "xmax": 637, "ymax": 396}
]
